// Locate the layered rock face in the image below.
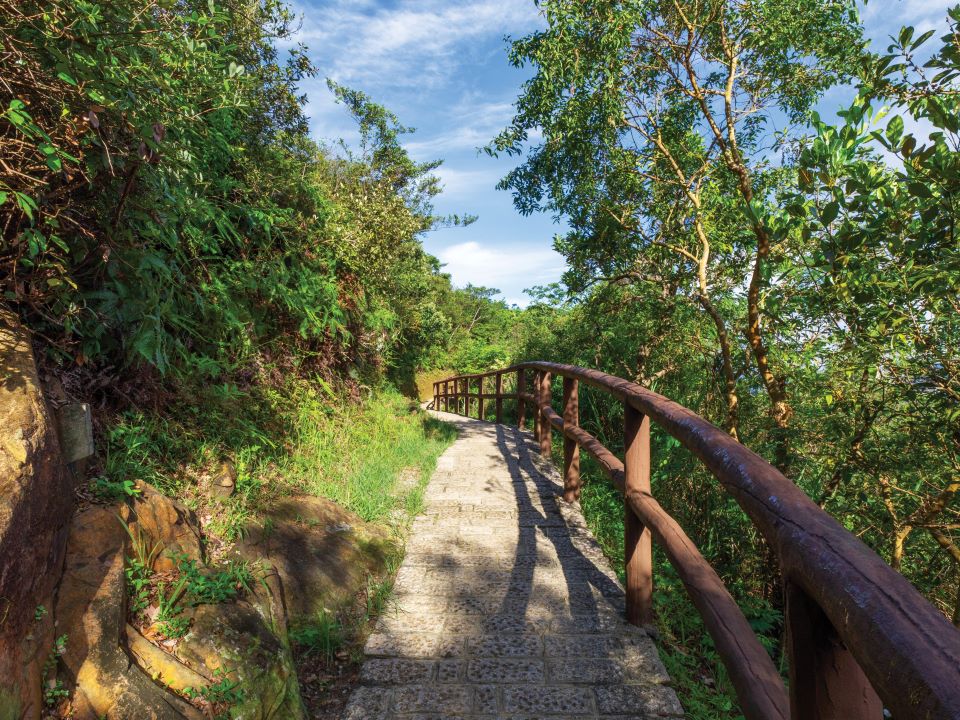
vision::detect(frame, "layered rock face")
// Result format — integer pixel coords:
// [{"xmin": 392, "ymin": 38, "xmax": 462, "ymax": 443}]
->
[{"xmin": 0, "ymin": 310, "xmax": 73, "ymax": 720}]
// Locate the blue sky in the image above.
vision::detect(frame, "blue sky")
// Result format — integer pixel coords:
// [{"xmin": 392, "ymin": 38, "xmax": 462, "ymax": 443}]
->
[{"xmin": 286, "ymin": 0, "xmax": 955, "ymax": 307}]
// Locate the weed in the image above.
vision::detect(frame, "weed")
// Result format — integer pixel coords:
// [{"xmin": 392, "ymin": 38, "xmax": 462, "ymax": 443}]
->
[
  {"xmin": 155, "ymin": 576, "xmax": 191, "ymax": 638},
  {"xmin": 290, "ymin": 610, "xmax": 344, "ymax": 662},
  {"xmin": 118, "ymin": 517, "xmax": 162, "ymax": 572},
  {"xmin": 172, "ymin": 555, "xmax": 254, "ymax": 605},
  {"xmin": 90, "ymin": 476, "xmax": 141, "ymax": 502},
  {"xmin": 34, "ymin": 605, "xmax": 46, "ymax": 621},
  {"xmin": 41, "ymin": 634, "xmax": 69, "ymax": 708},
  {"xmin": 364, "ymin": 575, "xmax": 393, "ymax": 623},
  {"xmin": 183, "ymin": 673, "xmax": 245, "ymax": 720},
  {"xmin": 118, "ymin": 517, "xmax": 162, "ymax": 615}
]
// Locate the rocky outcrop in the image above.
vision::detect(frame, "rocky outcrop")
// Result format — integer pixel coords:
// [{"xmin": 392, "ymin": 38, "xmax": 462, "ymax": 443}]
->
[
  {"xmin": 55, "ymin": 490, "xmax": 306, "ymax": 720},
  {"xmin": 236, "ymin": 494, "xmax": 394, "ymax": 621},
  {"xmin": 54, "ymin": 506, "xmax": 204, "ymax": 720},
  {"xmin": 0, "ymin": 309, "xmax": 73, "ymax": 720},
  {"xmin": 175, "ymin": 602, "xmax": 305, "ymax": 719},
  {"xmin": 119, "ymin": 482, "xmax": 204, "ymax": 572}
]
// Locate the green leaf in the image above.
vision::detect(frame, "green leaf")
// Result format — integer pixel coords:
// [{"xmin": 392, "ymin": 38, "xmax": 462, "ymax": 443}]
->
[
  {"xmin": 57, "ymin": 71, "xmax": 78, "ymax": 86},
  {"xmin": 14, "ymin": 192, "xmax": 37, "ymax": 221},
  {"xmin": 821, "ymin": 201, "xmax": 840, "ymax": 225},
  {"xmin": 885, "ymin": 116, "xmax": 904, "ymax": 146}
]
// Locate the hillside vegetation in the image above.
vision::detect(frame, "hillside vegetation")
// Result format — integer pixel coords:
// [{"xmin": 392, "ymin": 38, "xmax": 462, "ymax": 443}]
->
[{"xmin": 0, "ymin": 0, "xmax": 480, "ymax": 716}]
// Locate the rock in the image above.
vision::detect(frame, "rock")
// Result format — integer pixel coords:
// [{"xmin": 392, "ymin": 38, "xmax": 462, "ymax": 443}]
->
[
  {"xmin": 55, "ymin": 506, "xmax": 205, "ymax": 720},
  {"xmin": 0, "ymin": 309, "xmax": 73, "ymax": 719},
  {"xmin": 174, "ymin": 602, "xmax": 305, "ymax": 720},
  {"xmin": 120, "ymin": 482, "xmax": 204, "ymax": 572},
  {"xmin": 125, "ymin": 624, "xmax": 209, "ymax": 694},
  {"xmin": 236, "ymin": 494, "xmax": 394, "ymax": 621},
  {"xmin": 208, "ymin": 459, "xmax": 236, "ymax": 502}
]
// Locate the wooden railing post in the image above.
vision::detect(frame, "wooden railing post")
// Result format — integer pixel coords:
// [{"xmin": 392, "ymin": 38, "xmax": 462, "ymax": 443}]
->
[
  {"xmin": 517, "ymin": 369, "xmax": 526, "ymax": 429},
  {"xmin": 433, "ymin": 382, "xmax": 438, "ymax": 410},
  {"xmin": 624, "ymin": 404, "xmax": 653, "ymax": 626},
  {"xmin": 478, "ymin": 375, "xmax": 485, "ymax": 420},
  {"xmin": 460, "ymin": 378, "xmax": 467, "ymax": 415},
  {"xmin": 443, "ymin": 380, "xmax": 449, "ymax": 412},
  {"xmin": 562, "ymin": 377, "xmax": 580, "ymax": 502},
  {"xmin": 538, "ymin": 371, "xmax": 552, "ymax": 455},
  {"xmin": 495, "ymin": 372, "xmax": 503, "ymax": 424},
  {"xmin": 533, "ymin": 372, "xmax": 541, "ymax": 439},
  {"xmin": 786, "ymin": 583, "xmax": 882, "ymax": 720}
]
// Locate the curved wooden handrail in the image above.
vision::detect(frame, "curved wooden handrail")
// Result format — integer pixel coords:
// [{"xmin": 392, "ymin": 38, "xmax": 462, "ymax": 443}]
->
[{"xmin": 433, "ymin": 362, "xmax": 960, "ymax": 720}]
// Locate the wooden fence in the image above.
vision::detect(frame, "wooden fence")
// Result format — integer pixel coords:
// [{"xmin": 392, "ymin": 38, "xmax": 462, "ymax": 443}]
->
[{"xmin": 432, "ymin": 362, "xmax": 960, "ymax": 720}]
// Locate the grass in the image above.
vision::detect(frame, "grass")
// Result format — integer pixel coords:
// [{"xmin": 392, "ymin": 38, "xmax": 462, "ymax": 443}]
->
[
  {"xmin": 293, "ymin": 390, "xmax": 456, "ymax": 522},
  {"xmin": 94, "ymin": 378, "xmax": 455, "ymax": 538},
  {"xmin": 85, "ymin": 368, "xmax": 459, "ymax": 719}
]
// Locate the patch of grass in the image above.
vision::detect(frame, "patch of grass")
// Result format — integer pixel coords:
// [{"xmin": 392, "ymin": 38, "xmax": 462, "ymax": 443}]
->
[
  {"xmin": 290, "ymin": 609, "xmax": 345, "ymax": 662},
  {"xmin": 294, "ymin": 390, "xmax": 457, "ymax": 523},
  {"xmin": 155, "ymin": 576, "xmax": 191, "ymax": 638},
  {"xmin": 172, "ymin": 554, "xmax": 255, "ymax": 605},
  {"xmin": 97, "ymin": 379, "xmax": 456, "ymax": 539}
]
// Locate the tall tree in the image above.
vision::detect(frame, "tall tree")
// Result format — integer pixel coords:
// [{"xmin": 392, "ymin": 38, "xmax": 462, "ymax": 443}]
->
[{"xmin": 490, "ymin": 0, "xmax": 862, "ymax": 466}]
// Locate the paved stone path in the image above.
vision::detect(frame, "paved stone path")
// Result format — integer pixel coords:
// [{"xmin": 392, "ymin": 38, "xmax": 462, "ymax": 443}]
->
[{"xmin": 345, "ymin": 411, "xmax": 683, "ymax": 719}]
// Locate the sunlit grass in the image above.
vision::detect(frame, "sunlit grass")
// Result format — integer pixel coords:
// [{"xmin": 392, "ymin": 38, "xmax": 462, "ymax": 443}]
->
[{"xmin": 98, "ymin": 379, "xmax": 456, "ymax": 538}]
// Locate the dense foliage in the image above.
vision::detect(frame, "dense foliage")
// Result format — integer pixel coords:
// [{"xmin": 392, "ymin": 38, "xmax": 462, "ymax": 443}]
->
[
  {"xmin": 487, "ymin": 1, "xmax": 960, "ymax": 715},
  {"xmin": 0, "ymin": 0, "xmax": 471, "ymax": 384}
]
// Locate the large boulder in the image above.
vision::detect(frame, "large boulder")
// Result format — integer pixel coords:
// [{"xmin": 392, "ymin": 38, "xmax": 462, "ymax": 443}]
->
[
  {"xmin": 55, "ymin": 506, "xmax": 204, "ymax": 720},
  {"xmin": 174, "ymin": 602, "xmax": 305, "ymax": 720},
  {"xmin": 0, "ymin": 309, "xmax": 73, "ymax": 719},
  {"xmin": 59, "ymin": 490, "xmax": 304, "ymax": 720},
  {"xmin": 236, "ymin": 495, "xmax": 394, "ymax": 621}
]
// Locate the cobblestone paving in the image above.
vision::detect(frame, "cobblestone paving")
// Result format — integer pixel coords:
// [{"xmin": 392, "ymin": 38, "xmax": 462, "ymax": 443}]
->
[{"xmin": 345, "ymin": 411, "xmax": 684, "ymax": 719}]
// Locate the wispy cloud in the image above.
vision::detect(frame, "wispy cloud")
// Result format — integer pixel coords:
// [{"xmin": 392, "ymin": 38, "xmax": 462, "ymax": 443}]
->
[
  {"xmin": 286, "ymin": 0, "xmax": 541, "ymax": 89},
  {"xmin": 861, "ymin": 0, "xmax": 953, "ymax": 41},
  {"xmin": 436, "ymin": 240, "xmax": 565, "ymax": 301},
  {"xmin": 403, "ymin": 99, "xmax": 516, "ymax": 157},
  {"xmin": 433, "ymin": 166, "xmax": 504, "ymax": 198}
]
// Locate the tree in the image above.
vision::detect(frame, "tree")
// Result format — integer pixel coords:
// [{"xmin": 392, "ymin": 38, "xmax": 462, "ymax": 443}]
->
[
  {"xmin": 788, "ymin": 10, "xmax": 960, "ymax": 623},
  {"xmin": 490, "ymin": 0, "xmax": 862, "ymax": 466}
]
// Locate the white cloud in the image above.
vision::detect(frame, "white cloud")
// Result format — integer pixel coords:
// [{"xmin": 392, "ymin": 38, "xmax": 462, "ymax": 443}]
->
[
  {"xmin": 403, "ymin": 99, "xmax": 515, "ymax": 156},
  {"xmin": 284, "ymin": 0, "xmax": 542, "ymax": 89},
  {"xmin": 433, "ymin": 166, "xmax": 504, "ymax": 198},
  {"xmin": 435, "ymin": 241, "xmax": 565, "ymax": 298},
  {"xmin": 861, "ymin": 0, "xmax": 954, "ymax": 45}
]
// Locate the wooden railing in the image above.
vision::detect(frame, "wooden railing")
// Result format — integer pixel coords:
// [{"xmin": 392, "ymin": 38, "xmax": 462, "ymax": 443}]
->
[{"xmin": 432, "ymin": 362, "xmax": 960, "ymax": 720}]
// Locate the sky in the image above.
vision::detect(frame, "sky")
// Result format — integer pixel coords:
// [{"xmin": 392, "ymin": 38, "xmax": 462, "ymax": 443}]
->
[{"xmin": 285, "ymin": 0, "xmax": 955, "ymax": 307}]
